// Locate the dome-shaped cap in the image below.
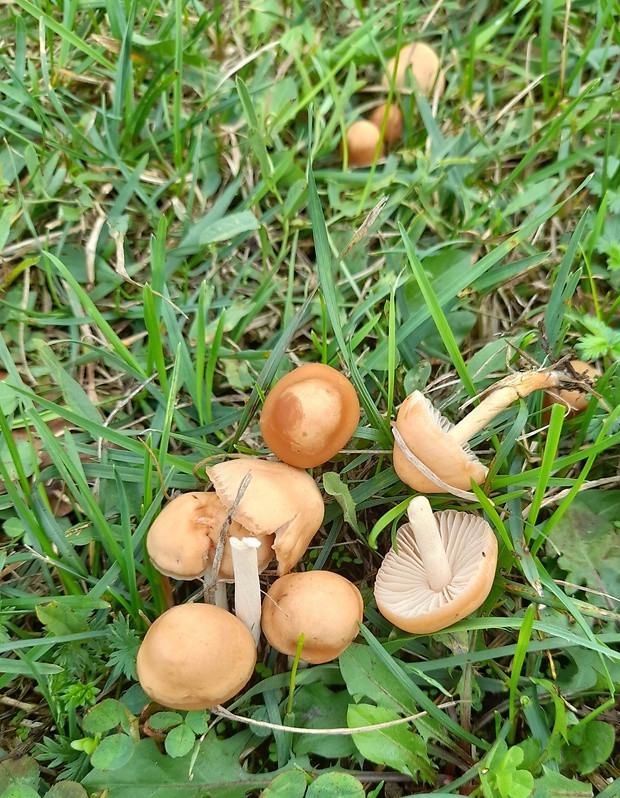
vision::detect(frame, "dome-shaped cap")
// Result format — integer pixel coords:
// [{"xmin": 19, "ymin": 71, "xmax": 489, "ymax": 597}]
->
[
  {"xmin": 260, "ymin": 363, "xmax": 360, "ymax": 468},
  {"xmin": 147, "ymin": 491, "xmax": 273, "ymax": 581},
  {"xmin": 374, "ymin": 504, "xmax": 497, "ymax": 634},
  {"xmin": 261, "ymin": 571, "xmax": 364, "ymax": 664},
  {"xmin": 136, "ymin": 603, "xmax": 257, "ymax": 710},
  {"xmin": 207, "ymin": 458, "xmax": 325, "ymax": 575},
  {"xmin": 382, "ymin": 42, "xmax": 445, "ymax": 96}
]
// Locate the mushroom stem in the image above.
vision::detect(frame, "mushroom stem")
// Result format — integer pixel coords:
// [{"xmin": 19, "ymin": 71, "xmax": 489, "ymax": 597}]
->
[
  {"xmin": 407, "ymin": 496, "xmax": 452, "ymax": 592},
  {"xmin": 448, "ymin": 369, "xmax": 562, "ymax": 445},
  {"xmin": 230, "ymin": 536, "xmax": 262, "ymax": 645}
]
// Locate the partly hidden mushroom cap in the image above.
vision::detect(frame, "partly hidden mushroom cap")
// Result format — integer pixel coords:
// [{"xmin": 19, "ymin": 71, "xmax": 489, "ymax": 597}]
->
[
  {"xmin": 382, "ymin": 42, "xmax": 445, "ymax": 96},
  {"xmin": 260, "ymin": 363, "xmax": 360, "ymax": 468},
  {"xmin": 368, "ymin": 102, "xmax": 404, "ymax": 145},
  {"xmin": 393, "ymin": 391, "xmax": 488, "ymax": 494},
  {"xmin": 136, "ymin": 603, "xmax": 257, "ymax": 710},
  {"xmin": 345, "ymin": 120, "xmax": 385, "ymax": 167},
  {"xmin": 207, "ymin": 458, "xmax": 325, "ymax": 575},
  {"xmin": 146, "ymin": 491, "xmax": 273, "ymax": 581},
  {"xmin": 543, "ymin": 359, "xmax": 601, "ymax": 419},
  {"xmin": 261, "ymin": 570, "xmax": 364, "ymax": 664},
  {"xmin": 374, "ymin": 498, "xmax": 498, "ymax": 634}
]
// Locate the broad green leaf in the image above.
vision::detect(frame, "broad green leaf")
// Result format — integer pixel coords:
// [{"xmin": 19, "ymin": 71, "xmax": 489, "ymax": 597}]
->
[
  {"xmin": 46, "ymin": 783, "xmax": 88, "ymax": 798},
  {"xmin": 35, "ymin": 603, "xmax": 90, "ymax": 637},
  {"xmin": 90, "ymin": 734, "xmax": 135, "ymax": 771},
  {"xmin": 565, "ymin": 721, "xmax": 616, "ymax": 775},
  {"xmin": 339, "ymin": 643, "xmax": 415, "ymax": 714},
  {"xmin": 291, "ymin": 683, "xmax": 356, "ymax": 759},
  {"xmin": 347, "ymin": 704, "xmax": 433, "ymax": 782},
  {"xmin": 0, "ymin": 786, "xmax": 40, "ymax": 798},
  {"xmin": 545, "ymin": 499, "xmax": 620, "ymax": 603},
  {"xmin": 0, "ymin": 758, "xmax": 39, "ymax": 792},
  {"xmin": 174, "ymin": 211, "xmax": 259, "ymax": 256},
  {"xmin": 260, "ymin": 769, "xmax": 308, "ymax": 798},
  {"xmin": 306, "ymin": 772, "xmax": 365, "ymax": 798},
  {"xmin": 531, "ymin": 768, "xmax": 593, "ymax": 798}
]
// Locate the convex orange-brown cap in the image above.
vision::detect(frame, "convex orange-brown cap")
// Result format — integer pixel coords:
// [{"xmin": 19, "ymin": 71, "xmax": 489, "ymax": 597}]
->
[
  {"xmin": 543, "ymin": 359, "xmax": 601, "ymax": 419},
  {"xmin": 374, "ymin": 497, "xmax": 497, "ymax": 634},
  {"xmin": 344, "ymin": 120, "xmax": 385, "ymax": 167},
  {"xmin": 368, "ymin": 102, "xmax": 404, "ymax": 145},
  {"xmin": 146, "ymin": 491, "xmax": 274, "ymax": 581},
  {"xmin": 382, "ymin": 42, "xmax": 445, "ymax": 96},
  {"xmin": 136, "ymin": 603, "xmax": 256, "ymax": 710},
  {"xmin": 261, "ymin": 570, "xmax": 364, "ymax": 664},
  {"xmin": 260, "ymin": 364, "xmax": 360, "ymax": 468},
  {"xmin": 207, "ymin": 458, "xmax": 325, "ymax": 575}
]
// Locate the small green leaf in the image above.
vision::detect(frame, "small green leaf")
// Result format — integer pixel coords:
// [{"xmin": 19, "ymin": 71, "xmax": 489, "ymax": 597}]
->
[
  {"xmin": 184, "ymin": 711, "xmax": 208, "ymax": 736},
  {"xmin": 164, "ymin": 724, "xmax": 196, "ymax": 758},
  {"xmin": 90, "ymin": 734, "xmax": 135, "ymax": 771},
  {"xmin": 531, "ymin": 768, "xmax": 593, "ymax": 798},
  {"xmin": 260, "ymin": 769, "xmax": 308, "ymax": 797},
  {"xmin": 46, "ymin": 781, "xmax": 89, "ymax": 797},
  {"xmin": 306, "ymin": 772, "xmax": 365, "ymax": 798},
  {"xmin": 83, "ymin": 699, "xmax": 125, "ymax": 734},
  {"xmin": 322, "ymin": 472, "xmax": 361, "ymax": 533},
  {"xmin": 148, "ymin": 712, "xmax": 184, "ymax": 730}
]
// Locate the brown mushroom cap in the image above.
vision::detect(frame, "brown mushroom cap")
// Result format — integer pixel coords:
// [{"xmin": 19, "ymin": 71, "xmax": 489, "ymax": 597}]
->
[
  {"xmin": 368, "ymin": 102, "xmax": 404, "ymax": 145},
  {"xmin": 543, "ymin": 360, "xmax": 601, "ymax": 419},
  {"xmin": 393, "ymin": 391, "xmax": 488, "ymax": 493},
  {"xmin": 345, "ymin": 120, "xmax": 385, "ymax": 167},
  {"xmin": 261, "ymin": 571, "xmax": 364, "ymax": 664},
  {"xmin": 207, "ymin": 458, "xmax": 325, "ymax": 575},
  {"xmin": 382, "ymin": 42, "xmax": 445, "ymax": 96},
  {"xmin": 136, "ymin": 603, "xmax": 257, "ymax": 710},
  {"xmin": 374, "ymin": 505, "xmax": 498, "ymax": 634},
  {"xmin": 146, "ymin": 491, "xmax": 274, "ymax": 581},
  {"xmin": 260, "ymin": 363, "xmax": 360, "ymax": 468}
]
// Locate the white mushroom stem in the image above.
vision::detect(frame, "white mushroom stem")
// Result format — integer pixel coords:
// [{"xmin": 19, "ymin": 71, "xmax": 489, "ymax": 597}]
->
[
  {"xmin": 407, "ymin": 497, "xmax": 452, "ymax": 592},
  {"xmin": 230, "ymin": 536, "xmax": 262, "ymax": 645},
  {"xmin": 448, "ymin": 369, "xmax": 563, "ymax": 445}
]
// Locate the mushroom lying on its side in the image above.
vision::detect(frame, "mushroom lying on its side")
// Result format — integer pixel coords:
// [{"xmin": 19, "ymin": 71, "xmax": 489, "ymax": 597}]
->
[{"xmin": 374, "ymin": 496, "xmax": 497, "ymax": 634}]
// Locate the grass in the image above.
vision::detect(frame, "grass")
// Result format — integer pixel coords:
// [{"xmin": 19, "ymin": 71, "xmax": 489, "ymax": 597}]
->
[{"xmin": 1, "ymin": 0, "xmax": 620, "ymax": 795}]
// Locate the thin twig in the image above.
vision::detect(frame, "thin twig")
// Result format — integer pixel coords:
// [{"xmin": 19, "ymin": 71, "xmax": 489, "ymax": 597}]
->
[
  {"xmin": 204, "ymin": 471, "xmax": 253, "ymax": 605},
  {"xmin": 213, "ymin": 700, "xmax": 458, "ymax": 735}
]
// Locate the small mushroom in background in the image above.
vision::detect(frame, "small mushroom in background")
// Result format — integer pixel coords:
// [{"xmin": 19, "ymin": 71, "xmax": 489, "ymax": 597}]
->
[
  {"xmin": 368, "ymin": 102, "xmax": 404, "ymax": 145},
  {"xmin": 344, "ymin": 120, "xmax": 385, "ymax": 167},
  {"xmin": 382, "ymin": 42, "xmax": 445, "ymax": 97},
  {"xmin": 261, "ymin": 570, "xmax": 364, "ymax": 664},
  {"xmin": 259, "ymin": 363, "xmax": 360, "ymax": 468},
  {"xmin": 136, "ymin": 603, "xmax": 257, "ymax": 710},
  {"xmin": 542, "ymin": 359, "xmax": 601, "ymax": 420},
  {"xmin": 393, "ymin": 368, "xmax": 572, "ymax": 496},
  {"xmin": 374, "ymin": 496, "xmax": 498, "ymax": 634}
]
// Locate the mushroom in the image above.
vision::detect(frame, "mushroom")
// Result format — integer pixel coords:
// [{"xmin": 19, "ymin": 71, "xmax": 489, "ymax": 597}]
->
[
  {"xmin": 261, "ymin": 571, "xmax": 364, "ymax": 664},
  {"xmin": 368, "ymin": 102, "xmax": 404, "ymax": 145},
  {"xmin": 382, "ymin": 42, "xmax": 445, "ymax": 96},
  {"xmin": 393, "ymin": 368, "xmax": 569, "ymax": 495},
  {"xmin": 374, "ymin": 496, "xmax": 498, "ymax": 634},
  {"xmin": 344, "ymin": 120, "xmax": 385, "ymax": 167},
  {"xmin": 542, "ymin": 359, "xmax": 601, "ymax": 420},
  {"xmin": 259, "ymin": 364, "xmax": 360, "ymax": 468},
  {"xmin": 146, "ymin": 491, "xmax": 274, "ymax": 609},
  {"xmin": 136, "ymin": 603, "xmax": 257, "ymax": 710}
]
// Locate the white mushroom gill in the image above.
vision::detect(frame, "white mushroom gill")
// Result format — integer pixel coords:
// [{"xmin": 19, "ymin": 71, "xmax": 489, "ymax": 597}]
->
[{"xmin": 375, "ymin": 510, "xmax": 493, "ymax": 616}]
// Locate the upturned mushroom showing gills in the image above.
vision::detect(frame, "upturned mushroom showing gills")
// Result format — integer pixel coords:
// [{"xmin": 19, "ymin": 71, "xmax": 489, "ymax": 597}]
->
[
  {"xmin": 259, "ymin": 364, "xmax": 360, "ymax": 468},
  {"xmin": 136, "ymin": 603, "xmax": 256, "ymax": 710},
  {"xmin": 374, "ymin": 496, "xmax": 498, "ymax": 634},
  {"xmin": 393, "ymin": 368, "xmax": 569, "ymax": 496},
  {"xmin": 261, "ymin": 570, "xmax": 364, "ymax": 664}
]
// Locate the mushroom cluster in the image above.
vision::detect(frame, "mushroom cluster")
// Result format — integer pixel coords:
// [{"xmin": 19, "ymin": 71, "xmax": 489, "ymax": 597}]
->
[
  {"xmin": 344, "ymin": 40, "xmax": 444, "ymax": 166},
  {"xmin": 136, "ymin": 362, "xmax": 364, "ymax": 709}
]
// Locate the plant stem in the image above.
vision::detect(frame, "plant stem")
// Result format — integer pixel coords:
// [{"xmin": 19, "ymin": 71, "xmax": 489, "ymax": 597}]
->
[{"xmin": 407, "ymin": 496, "xmax": 452, "ymax": 592}]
